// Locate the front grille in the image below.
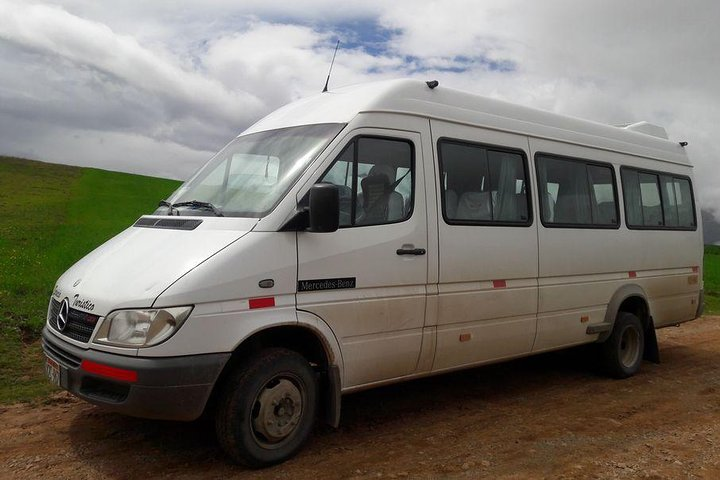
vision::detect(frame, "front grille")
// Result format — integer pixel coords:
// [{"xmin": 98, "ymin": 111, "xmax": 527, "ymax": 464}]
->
[
  {"xmin": 42, "ymin": 336, "xmax": 81, "ymax": 369},
  {"xmin": 48, "ymin": 298, "xmax": 99, "ymax": 343},
  {"xmin": 48, "ymin": 298, "xmax": 61, "ymax": 323}
]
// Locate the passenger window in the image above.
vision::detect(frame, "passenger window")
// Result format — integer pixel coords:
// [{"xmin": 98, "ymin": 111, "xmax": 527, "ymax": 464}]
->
[
  {"xmin": 638, "ymin": 173, "xmax": 662, "ymax": 226},
  {"xmin": 621, "ymin": 169, "xmax": 643, "ymax": 226},
  {"xmin": 675, "ymin": 178, "xmax": 695, "ymax": 227},
  {"xmin": 537, "ymin": 155, "xmax": 618, "ymax": 227},
  {"xmin": 439, "ymin": 140, "xmax": 530, "ymax": 225},
  {"xmin": 621, "ymin": 168, "xmax": 695, "ymax": 230},
  {"xmin": 660, "ymin": 175, "xmax": 679, "ymax": 227},
  {"xmin": 538, "ymin": 157, "xmax": 591, "ymax": 225},
  {"xmin": 319, "ymin": 137, "xmax": 414, "ymax": 227},
  {"xmin": 588, "ymin": 165, "xmax": 618, "ymax": 225}
]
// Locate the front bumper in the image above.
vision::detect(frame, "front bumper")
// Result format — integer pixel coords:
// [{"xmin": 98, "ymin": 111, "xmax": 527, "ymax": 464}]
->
[{"xmin": 42, "ymin": 327, "xmax": 230, "ymax": 421}]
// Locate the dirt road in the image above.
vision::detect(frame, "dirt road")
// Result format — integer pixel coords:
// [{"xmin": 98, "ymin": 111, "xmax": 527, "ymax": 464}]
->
[{"xmin": 3, "ymin": 317, "xmax": 720, "ymax": 479}]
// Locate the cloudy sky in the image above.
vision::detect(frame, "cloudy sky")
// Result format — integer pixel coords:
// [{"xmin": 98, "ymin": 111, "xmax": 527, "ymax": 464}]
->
[{"xmin": 0, "ymin": 1, "xmax": 718, "ymax": 213}]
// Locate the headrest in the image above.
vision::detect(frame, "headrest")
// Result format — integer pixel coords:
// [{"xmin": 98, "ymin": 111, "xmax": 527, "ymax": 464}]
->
[{"xmin": 367, "ymin": 164, "xmax": 395, "ymax": 184}]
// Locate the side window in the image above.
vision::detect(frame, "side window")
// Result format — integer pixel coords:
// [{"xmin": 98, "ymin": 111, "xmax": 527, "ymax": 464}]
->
[
  {"xmin": 660, "ymin": 175, "xmax": 679, "ymax": 227},
  {"xmin": 321, "ymin": 144, "xmax": 354, "ymax": 226},
  {"xmin": 621, "ymin": 167, "xmax": 696, "ymax": 230},
  {"xmin": 588, "ymin": 165, "xmax": 618, "ymax": 225},
  {"xmin": 319, "ymin": 137, "xmax": 413, "ymax": 227},
  {"xmin": 621, "ymin": 169, "xmax": 643, "ymax": 226},
  {"xmin": 675, "ymin": 178, "xmax": 695, "ymax": 228},
  {"xmin": 638, "ymin": 172, "xmax": 662, "ymax": 227},
  {"xmin": 439, "ymin": 140, "xmax": 530, "ymax": 225},
  {"xmin": 537, "ymin": 155, "xmax": 618, "ymax": 227}
]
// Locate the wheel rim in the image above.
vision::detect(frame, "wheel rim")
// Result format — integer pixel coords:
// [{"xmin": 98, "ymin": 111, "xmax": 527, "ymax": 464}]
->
[
  {"xmin": 619, "ymin": 326, "xmax": 641, "ymax": 368},
  {"xmin": 251, "ymin": 375, "xmax": 304, "ymax": 448}
]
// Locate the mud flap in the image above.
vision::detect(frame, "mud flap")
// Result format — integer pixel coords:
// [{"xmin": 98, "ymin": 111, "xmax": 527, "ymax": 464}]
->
[
  {"xmin": 643, "ymin": 318, "xmax": 660, "ymax": 364},
  {"xmin": 321, "ymin": 364, "xmax": 341, "ymax": 428}
]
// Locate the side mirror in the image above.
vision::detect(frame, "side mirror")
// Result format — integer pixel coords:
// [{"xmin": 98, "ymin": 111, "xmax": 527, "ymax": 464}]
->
[{"xmin": 308, "ymin": 183, "xmax": 339, "ymax": 233}]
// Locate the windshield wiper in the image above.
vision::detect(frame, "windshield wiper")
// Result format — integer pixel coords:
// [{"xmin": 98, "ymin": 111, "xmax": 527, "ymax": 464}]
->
[
  {"xmin": 171, "ymin": 200, "xmax": 224, "ymax": 217},
  {"xmin": 158, "ymin": 200, "xmax": 177, "ymax": 215}
]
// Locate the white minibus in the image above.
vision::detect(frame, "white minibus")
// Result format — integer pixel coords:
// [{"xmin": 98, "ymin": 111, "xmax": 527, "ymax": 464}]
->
[{"xmin": 42, "ymin": 79, "xmax": 703, "ymax": 466}]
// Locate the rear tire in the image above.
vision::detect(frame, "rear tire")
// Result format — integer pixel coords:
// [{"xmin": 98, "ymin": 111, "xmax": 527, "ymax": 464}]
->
[
  {"xmin": 599, "ymin": 312, "xmax": 645, "ymax": 379},
  {"xmin": 215, "ymin": 348, "xmax": 318, "ymax": 467}
]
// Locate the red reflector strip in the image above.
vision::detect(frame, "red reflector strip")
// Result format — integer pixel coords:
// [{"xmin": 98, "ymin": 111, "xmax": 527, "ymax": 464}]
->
[
  {"xmin": 492, "ymin": 280, "xmax": 507, "ymax": 289},
  {"xmin": 628, "ymin": 271, "xmax": 637, "ymax": 278},
  {"xmin": 692, "ymin": 266, "xmax": 699, "ymax": 273},
  {"xmin": 249, "ymin": 297, "xmax": 275, "ymax": 309},
  {"xmin": 81, "ymin": 360, "xmax": 137, "ymax": 383}
]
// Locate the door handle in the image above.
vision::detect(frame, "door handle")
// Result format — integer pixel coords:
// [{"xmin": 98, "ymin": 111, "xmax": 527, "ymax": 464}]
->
[{"xmin": 396, "ymin": 247, "xmax": 426, "ymax": 256}]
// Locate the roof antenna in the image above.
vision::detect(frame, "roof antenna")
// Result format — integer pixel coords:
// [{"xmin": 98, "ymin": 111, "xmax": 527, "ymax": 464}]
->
[{"xmin": 322, "ymin": 40, "xmax": 340, "ymax": 93}]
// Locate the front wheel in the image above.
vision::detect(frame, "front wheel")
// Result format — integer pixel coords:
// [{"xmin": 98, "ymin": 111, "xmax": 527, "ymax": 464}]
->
[
  {"xmin": 215, "ymin": 348, "xmax": 318, "ymax": 467},
  {"xmin": 599, "ymin": 312, "xmax": 645, "ymax": 379}
]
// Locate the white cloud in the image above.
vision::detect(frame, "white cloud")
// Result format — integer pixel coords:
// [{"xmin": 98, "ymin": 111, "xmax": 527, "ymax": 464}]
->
[
  {"xmin": 0, "ymin": 1, "xmax": 265, "ymax": 123},
  {"xmin": 0, "ymin": 0, "xmax": 719, "ymax": 222}
]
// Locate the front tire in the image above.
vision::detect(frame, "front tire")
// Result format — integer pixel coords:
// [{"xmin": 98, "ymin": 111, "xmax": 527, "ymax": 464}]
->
[
  {"xmin": 599, "ymin": 312, "xmax": 645, "ymax": 379},
  {"xmin": 215, "ymin": 348, "xmax": 318, "ymax": 467}
]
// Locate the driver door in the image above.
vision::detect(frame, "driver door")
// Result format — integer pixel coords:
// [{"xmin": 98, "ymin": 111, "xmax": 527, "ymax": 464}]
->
[{"xmin": 297, "ymin": 129, "xmax": 428, "ymax": 387}]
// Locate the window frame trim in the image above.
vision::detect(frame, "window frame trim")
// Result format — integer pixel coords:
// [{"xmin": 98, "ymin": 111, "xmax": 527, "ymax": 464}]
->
[
  {"xmin": 620, "ymin": 165, "xmax": 697, "ymax": 231},
  {"xmin": 534, "ymin": 152, "xmax": 621, "ymax": 230},
  {"xmin": 436, "ymin": 137, "xmax": 534, "ymax": 228},
  {"xmin": 316, "ymin": 134, "xmax": 417, "ymax": 229}
]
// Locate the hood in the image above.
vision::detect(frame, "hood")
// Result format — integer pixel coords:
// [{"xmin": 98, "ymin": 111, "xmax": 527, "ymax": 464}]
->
[{"xmin": 53, "ymin": 216, "xmax": 257, "ymax": 315}]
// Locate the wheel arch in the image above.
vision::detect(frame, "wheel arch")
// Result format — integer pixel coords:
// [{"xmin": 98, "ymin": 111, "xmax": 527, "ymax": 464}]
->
[
  {"xmin": 207, "ymin": 312, "xmax": 344, "ymax": 427},
  {"xmin": 601, "ymin": 284, "xmax": 652, "ymax": 343}
]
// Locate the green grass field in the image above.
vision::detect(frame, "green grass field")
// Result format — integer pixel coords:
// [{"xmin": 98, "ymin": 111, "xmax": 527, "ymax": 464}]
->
[
  {"xmin": 704, "ymin": 245, "xmax": 720, "ymax": 314},
  {"xmin": 0, "ymin": 156, "xmax": 718, "ymax": 405},
  {"xmin": 0, "ymin": 157, "xmax": 180, "ymax": 403}
]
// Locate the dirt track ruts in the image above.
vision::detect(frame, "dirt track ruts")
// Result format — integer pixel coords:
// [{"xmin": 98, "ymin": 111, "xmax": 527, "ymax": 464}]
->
[{"xmin": 3, "ymin": 316, "xmax": 720, "ymax": 479}]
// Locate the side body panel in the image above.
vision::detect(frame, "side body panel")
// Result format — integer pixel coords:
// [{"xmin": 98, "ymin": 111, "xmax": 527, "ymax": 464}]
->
[
  {"xmin": 146, "ymin": 231, "xmax": 299, "ymax": 357},
  {"xmin": 429, "ymin": 120, "xmax": 539, "ymax": 371},
  {"xmin": 530, "ymin": 137, "xmax": 701, "ymax": 353}
]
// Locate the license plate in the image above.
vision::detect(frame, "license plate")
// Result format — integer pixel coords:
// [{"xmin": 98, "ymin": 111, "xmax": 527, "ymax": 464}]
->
[{"xmin": 45, "ymin": 356, "xmax": 61, "ymax": 387}]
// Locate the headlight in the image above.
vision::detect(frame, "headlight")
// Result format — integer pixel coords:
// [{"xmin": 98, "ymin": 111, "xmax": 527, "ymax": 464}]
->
[{"xmin": 93, "ymin": 306, "xmax": 193, "ymax": 347}]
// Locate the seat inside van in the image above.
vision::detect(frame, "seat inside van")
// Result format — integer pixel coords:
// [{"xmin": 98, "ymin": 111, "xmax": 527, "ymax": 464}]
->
[{"xmin": 357, "ymin": 164, "xmax": 405, "ymax": 224}]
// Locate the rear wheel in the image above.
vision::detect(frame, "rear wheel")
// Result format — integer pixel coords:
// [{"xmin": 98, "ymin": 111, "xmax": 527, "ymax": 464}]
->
[
  {"xmin": 599, "ymin": 312, "xmax": 644, "ymax": 379},
  {"xmin": 215, "ymin": 348, "xmax": 318, "ymax": 467}
]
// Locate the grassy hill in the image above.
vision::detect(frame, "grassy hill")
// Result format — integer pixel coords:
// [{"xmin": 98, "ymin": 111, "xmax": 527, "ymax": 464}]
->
[
  {"xmin": 0, "ymin": 157, "xmax": 181, "ymax": 402},
  {"xmin": 704, "ymin": 245, "xmax": 720, "ymax": 313}
]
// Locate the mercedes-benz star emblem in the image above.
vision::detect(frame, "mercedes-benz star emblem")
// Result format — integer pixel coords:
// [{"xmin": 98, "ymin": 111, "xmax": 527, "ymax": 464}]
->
[{"xmin": 57, "ymin": 298, "xmax": 70, "ymax": 332}]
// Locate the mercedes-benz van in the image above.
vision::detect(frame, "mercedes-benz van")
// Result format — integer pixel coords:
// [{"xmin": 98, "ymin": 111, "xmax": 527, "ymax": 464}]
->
[{"xmin": 42, "ymin": 79, "xmax": 703, "ymax": 467}]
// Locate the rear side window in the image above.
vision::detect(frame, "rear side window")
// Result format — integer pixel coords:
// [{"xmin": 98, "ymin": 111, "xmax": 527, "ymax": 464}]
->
[
  {"xmin": 319, "ymin": 137, "xmax": 414, "ymax": 227},
  {"xmin": 438, "ymin": 140, "xmax": 531, "ymax": 225},
  {"xmin": 536, "ymin": 154, "xmax": 619, "ymax": 228},
  {"xmin": 675, "ymin": 178, "xmax": 695, "ymax": 227},
  {"xmin": 621, "ymin": 167, "xmax": 696, "ymax": 229}
]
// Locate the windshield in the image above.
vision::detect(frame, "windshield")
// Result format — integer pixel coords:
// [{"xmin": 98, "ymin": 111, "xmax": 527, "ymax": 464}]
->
[{"xmin": 158, "ymin": 123, "xmax": 344, "ymax": 217}]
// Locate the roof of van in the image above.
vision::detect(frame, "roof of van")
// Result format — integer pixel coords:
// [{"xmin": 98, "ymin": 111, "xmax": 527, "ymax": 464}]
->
[{"xmin": 242, "ymin": 79, "xmax": 689, "ymax": 165}]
